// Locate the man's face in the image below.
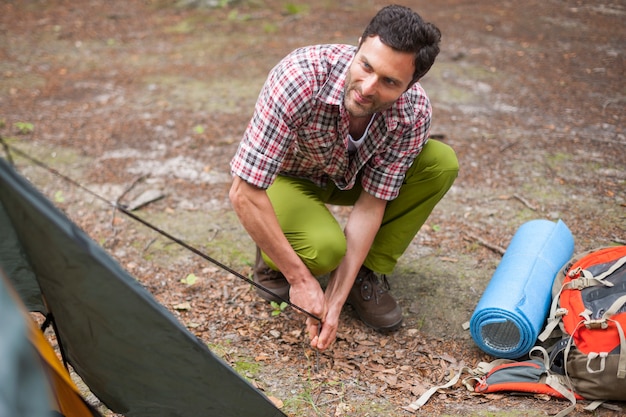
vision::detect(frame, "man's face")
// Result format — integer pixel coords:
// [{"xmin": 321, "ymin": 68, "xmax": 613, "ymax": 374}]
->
[{"xmin": 344, "ymin": 35, "xmax": 415, "ymax": 119}]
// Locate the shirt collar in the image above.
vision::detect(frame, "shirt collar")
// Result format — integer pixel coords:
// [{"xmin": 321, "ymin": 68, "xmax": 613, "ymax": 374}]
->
[
  {"xmin": 315, "ymin": 45, "xmax": 420, "ymax": 132},
  {"xmin": 316, "ymin": 47, "xmax": 352, "ymax": 107}
]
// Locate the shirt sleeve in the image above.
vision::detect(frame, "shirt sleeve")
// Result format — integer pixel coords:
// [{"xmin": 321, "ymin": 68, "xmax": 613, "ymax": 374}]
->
[{"xmin": 230, "ymin": 54, "xmax": 314, "ymax": 189}]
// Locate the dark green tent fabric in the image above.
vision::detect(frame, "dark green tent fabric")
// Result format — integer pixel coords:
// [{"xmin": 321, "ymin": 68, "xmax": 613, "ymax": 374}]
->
[
  {"xmin": 0, "ymin": 201, "xmax": 46, "ymax": 313},
  {"xmin": 0, "ymin": 157, "xmax": 286, "ymax": 417}
]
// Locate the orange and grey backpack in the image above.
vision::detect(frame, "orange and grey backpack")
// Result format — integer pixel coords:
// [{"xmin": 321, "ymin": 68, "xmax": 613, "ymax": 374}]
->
[
  {"xmin": 541, "ymin": 246, "xmax": 626, "ymax": 398},
  {"xmin": 465, "ymin": 246, "xmax": 626, "ymax": 416}
]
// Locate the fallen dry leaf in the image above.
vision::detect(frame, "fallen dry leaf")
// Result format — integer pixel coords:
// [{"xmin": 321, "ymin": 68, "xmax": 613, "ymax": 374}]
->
[
  {"xmin": 172, "ymin": 302, "xmax": 192, "ymax": 311},
  {"xmin": 268, "ymin": 396, "xmax": 284, "ymax": 409}
]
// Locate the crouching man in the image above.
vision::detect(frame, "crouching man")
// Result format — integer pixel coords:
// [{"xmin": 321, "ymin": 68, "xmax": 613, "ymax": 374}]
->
[{"xmin": 229, "ymin": 5, "xmax": 458, "ymax": 351}]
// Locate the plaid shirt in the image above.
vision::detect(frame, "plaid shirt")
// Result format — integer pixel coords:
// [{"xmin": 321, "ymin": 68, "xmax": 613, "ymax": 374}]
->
[{"xmin": 230, "ymin": 44, "xmax": 432, "ymax": 201}]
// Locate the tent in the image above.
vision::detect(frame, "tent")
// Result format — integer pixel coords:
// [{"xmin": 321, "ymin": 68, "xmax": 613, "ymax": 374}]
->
[
  {"xmin": 0, "ymin": 271, "xmax": 100, "ymax": 417},
  {"xmin": 0, "ymin": 156, "xmax": 286, "ymax": 417}
]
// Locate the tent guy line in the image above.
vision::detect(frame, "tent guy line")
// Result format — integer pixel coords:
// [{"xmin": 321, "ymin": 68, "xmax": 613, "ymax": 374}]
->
[{"xmin": 0, "ymin": 137, "xmax": 322, "ymax": 323}]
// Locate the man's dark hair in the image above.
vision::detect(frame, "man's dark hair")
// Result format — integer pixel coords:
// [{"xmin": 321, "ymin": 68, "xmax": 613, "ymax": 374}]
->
[{"xmin": 359, "ymin": 4, "xmax": 441, "ymax": 83}]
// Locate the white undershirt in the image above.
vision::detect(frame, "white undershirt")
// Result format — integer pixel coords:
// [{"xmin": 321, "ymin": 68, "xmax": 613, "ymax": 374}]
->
[{"xmin": 347, "ymin": 114, "xmax": 376, "ymax": 153}]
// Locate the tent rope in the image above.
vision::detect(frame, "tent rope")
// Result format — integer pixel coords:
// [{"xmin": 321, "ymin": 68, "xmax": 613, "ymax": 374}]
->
[{"xmin": 0, "ymin": 137, "xmax": 322, "ymax": 323}]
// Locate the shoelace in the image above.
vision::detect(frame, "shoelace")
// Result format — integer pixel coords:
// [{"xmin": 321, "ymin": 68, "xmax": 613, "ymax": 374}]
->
[
  {"xmin": 360, "ymin": 272, "xmax": 391, "ymax": 304},
  {"xmin": 375, "ymin": 275, "xmax": 391, "ymax": 303}
]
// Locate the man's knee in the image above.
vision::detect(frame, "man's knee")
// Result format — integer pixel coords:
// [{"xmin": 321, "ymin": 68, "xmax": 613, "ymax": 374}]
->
[
  {"xmin": 421, "ymin": 139, "xmax": 458, "ymax": 172},
  {"xmin": 300, "ymin": 230, "xmax": 347, "ymax": 276},
  {"xmin": 408, "ymin": 139, "xmax": 459, "ymax": 185}
]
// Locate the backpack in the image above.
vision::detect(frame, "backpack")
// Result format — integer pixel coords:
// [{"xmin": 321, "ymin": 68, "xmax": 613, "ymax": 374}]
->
[
  {"xmin": 539, "ymin": 245, "xmax": 626, "ymax": 400},
  {"xmin": 463, "ymin": 246, "xmax": 626, "ymax": 416}
]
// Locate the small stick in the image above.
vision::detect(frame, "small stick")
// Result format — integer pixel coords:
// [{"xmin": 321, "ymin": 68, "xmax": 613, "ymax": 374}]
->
[
  {"xmin": 512, "ymin": 194, "xmax": 537, "ymax": 211},
  {"xmin": 612, "ymin": 236, "xmax": 626, "ymax": 245},
  {"xmin": 117, "ymin": 175, "xmax": 148, "ymax": 205},
  {"xmin": 110, "ymin": 175, "xmax": 148, "ymax": 229},
  {"xmin": 464, "ymin": 232, "xmax": 506, "ymax": 256},
  {"xmin": 499, "ymin": 141, "xmax": 518, "ymax": 152},
  {"xmin": 314, "ymin": 322, "xmax": 322, "ymax": 373}
]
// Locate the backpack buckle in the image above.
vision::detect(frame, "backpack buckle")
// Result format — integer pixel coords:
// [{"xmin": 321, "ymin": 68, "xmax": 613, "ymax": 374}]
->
[
  {"xmin": 584, "ymin": 319, "xmax": 608, "ymax": 330},
  {"xmin": 567, "ymin": 266, "xmax": 582, "ymax": 279}
]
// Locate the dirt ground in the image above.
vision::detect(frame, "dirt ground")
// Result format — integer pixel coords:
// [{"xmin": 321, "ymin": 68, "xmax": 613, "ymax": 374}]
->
[{"xmin": 1, "ymin": 0, "xmax": 625, "ymax": 416}]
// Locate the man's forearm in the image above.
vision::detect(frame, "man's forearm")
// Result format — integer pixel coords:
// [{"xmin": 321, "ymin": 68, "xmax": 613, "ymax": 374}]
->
[
  {"xmin": 228, "ymin": 176, "xmax": 312, "ymax": 285},
  {"xmin": 325, "ymin": 191, "xmax": 387, "ymax": 309}
]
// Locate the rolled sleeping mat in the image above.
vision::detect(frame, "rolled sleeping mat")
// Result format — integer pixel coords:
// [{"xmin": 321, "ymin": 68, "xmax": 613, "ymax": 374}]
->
[{"xmin": 469, "ymin": 219, "xmax": 574, "ymax": 359}]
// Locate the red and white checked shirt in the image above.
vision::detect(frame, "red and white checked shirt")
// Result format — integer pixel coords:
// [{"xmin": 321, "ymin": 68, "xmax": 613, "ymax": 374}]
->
[{"xmin": 230, "ymin": 44, "xmax": 432, "ymax": 201}]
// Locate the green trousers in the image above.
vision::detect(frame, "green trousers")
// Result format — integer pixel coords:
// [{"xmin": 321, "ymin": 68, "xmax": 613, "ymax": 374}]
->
[{"xmin": 264, "ymin": 139, "xmax": 459, "ymax": 275}]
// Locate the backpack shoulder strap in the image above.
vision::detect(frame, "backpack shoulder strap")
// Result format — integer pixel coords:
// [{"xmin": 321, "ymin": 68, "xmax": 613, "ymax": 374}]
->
[
  {"xmin": 530, "ymin": 347, "xmax": 578, "ymax": 417},
  {"xmin": 603, "ymin": 294, "xmax": 626, "ymax": 379},
  {"xmin": 539, "ymin": 283, "xmax": 567, "ymax": 342},
  {"xmin": 595, "ymin": 255, "xmax": 626, "ymax": 280}
]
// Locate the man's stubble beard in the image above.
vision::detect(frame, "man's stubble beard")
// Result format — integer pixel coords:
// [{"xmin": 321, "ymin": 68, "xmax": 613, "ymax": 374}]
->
[{"xmin": 343, "ymin": 77, "xmax": 396, "ymax": 119}]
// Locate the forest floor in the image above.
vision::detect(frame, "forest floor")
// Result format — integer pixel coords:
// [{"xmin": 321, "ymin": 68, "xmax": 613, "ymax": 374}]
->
[{"xmin": 1, "ymin": 0, "xmax": 624, "ymax": 416}]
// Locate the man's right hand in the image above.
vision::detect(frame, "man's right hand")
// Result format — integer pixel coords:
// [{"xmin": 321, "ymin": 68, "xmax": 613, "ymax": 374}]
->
[
  {"xmin": 289, "ymin": 275, "xmax": 326, "ymax": 334},
  {"xmin": 230, "ymin": 176, "xmax": 329, "ymax": 348}
]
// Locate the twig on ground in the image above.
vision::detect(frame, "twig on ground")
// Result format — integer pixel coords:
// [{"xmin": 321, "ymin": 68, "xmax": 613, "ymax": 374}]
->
[
  {"xmin": 143, "ymin": 237, "xmax": 157, "ymax": 253},
  {"xmin": 602, "ymin": 96, "xmax": 626, "ymax": 112},
  {"xmin": 126, "ymin": 189, "xmax": 165, "ymax": 211},
  {"xmin": 499, "ymin": 140, "xmax": 518, "ymax": 152},
  {"xmin": 512, "ymin": 194, "xmax": 537, "ymax": 211},
  {"xmin": 108, "ymin": 175, "xmax": 148, "ymax": 231},
  {"xmin": 464, "ymin": 232, "xmax": 506, "ymax": 256},
  {"xmin": 117, "ymin": 175, "xmax": 148, "ymax": 205},
  {"xmin": 612, "ymin": 236, "xmax": 626, "ymax": 245}
]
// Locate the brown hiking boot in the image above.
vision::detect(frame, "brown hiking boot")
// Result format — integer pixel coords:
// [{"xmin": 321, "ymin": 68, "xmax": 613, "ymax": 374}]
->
[
  {"xmin": 253, "ymin": 246, "xmax": 290, "ymax": 303},
  {"xmin": 347, "ymin": 266, "xmax": 403, "ymax": 331}
]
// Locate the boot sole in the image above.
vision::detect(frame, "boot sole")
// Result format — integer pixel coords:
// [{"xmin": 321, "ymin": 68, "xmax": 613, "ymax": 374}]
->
[
  {"xmin": 346, "ymin": 299, "xmax": 403, "ymax": 332},
  {"xmin": 359, "ymin": 315, "xmax": 403, "ymax": 333}
]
